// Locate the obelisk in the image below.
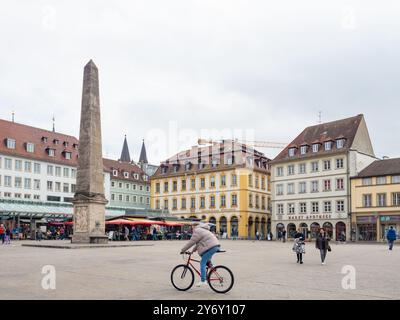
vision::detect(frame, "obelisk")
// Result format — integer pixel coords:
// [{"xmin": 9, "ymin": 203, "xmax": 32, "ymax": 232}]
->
[{"xmin": 72, "ymin": 60, "xmax": 108, "ymax": 244}]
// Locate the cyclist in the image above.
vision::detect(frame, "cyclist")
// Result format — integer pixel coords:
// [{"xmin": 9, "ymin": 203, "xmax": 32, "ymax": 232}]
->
[{"xmin": 180, "ymin": 222, "xmax": 221, "ymax": 287}]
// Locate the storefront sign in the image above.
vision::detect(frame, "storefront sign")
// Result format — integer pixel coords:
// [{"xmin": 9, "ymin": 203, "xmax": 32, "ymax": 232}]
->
[
  {"xmin": 356, "ymin": 216, "xmax": 377, "ymax": 223},
  {"xmin": 288, "ymin": 214, "xmax": 331, "ymax": 220},
  {"xmin": 380, "ymin": 215, "xmax": 400, "ymax": 223}
]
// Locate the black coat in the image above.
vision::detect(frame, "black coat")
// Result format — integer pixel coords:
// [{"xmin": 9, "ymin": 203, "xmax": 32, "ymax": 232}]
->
[
  {"xmin": 294, "ymin": 232, "xmax": 305, "ymax": 241},
  {"xmin": 316, "ymin": 235, "xmax": 330, "ymax": 250}
]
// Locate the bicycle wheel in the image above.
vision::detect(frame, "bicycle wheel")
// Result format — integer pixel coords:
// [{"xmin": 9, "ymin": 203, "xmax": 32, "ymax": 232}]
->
[
  {"xmin": 170, "ymin": 264, "xmax": 195, "ymax": 291},
  {"xmin": 207, "ymin": 265, "xmax": 234, "ymax": 294}
]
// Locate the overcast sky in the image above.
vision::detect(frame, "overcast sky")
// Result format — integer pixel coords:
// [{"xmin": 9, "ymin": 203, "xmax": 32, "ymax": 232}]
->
[{"xmin": 1, "ymin": 1, "xmax": 399, "ymax": 164}]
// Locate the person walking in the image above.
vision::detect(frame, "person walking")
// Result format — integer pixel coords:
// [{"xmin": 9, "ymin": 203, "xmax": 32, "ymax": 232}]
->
[
  {"xmin": 36, "ymin": 227, "xmax": 43, "ymax": 241},
  {"xmin": 0, "ymin": 224, "xmax": 5, "ymax": 244},
  {"xmin": 316, "ymin": 228, "xmax": 331, "ymax": 265},
  {"xmin": 293, "ymin": 228, "xmax": 305, "ymax": 264},
  {"xmin": 152, "ymin": 227, "xmax": 158, "ymax": 241},
  {"xmin": 387, "ymin": 226, "xmax": 397, "ymax": 250},
  {"xmin": 124, "ymin": 225, "xmax": 130, "ymax": 241},
  {"xmin": 282, "ymin": 229, "xmax": 287, "ymax": 243},
  {"xmin": 4, "ymin": 227, "xmax": 11, "ymax": 245}
]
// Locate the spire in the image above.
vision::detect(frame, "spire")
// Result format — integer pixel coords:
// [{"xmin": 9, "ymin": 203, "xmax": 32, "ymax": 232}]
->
[
  {"xmin": 52, "ymin": 115, "xmax": 55, "ymax": 132},
  {"xmin": 119, "ymin": 135, "xmax": 131, "ymax": 162},
  {"xmin": 139, "ymin": 139, "xmax": 148, "ymax": 164}
]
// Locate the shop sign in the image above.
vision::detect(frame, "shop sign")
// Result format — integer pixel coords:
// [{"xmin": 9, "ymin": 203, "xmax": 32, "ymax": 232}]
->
[
  {"xmin": 288, "ymin": 214, "xmax": 331, "ymax": 220},
  {"xmin": 380, "ymin": 215, "xmax": 400, "ymax": 222},
  {"xmin": 356, "ymin": 216, "xmax": 377, "ymax": 223}
]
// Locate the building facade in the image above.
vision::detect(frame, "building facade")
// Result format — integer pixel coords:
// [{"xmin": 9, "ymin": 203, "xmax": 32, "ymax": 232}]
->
[
  {"xmin": 351, "ymin": 158, "xmax": 400, "ymax": 242},
  {"xmin": 150, "ymin": 140, "xmax": 271, "ymax": 239},
  {"xmin": 271, "ymin": 115, "xmax": 377, "ymax": 241}
]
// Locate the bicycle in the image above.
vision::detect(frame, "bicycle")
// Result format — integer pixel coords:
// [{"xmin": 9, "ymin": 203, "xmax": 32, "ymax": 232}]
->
[{"xmin": 170, "ymin": 250, "xmax": 234, "ymax": 294}]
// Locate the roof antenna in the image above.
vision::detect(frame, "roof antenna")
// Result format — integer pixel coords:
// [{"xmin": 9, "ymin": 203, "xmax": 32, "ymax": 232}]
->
[
  {"xmin": 318, "ymin": 110, "xmax": 322, "ymax": 124},
  {"xmin": 52, "ymin": 115, "xmax": 56, "ymax": 132},
  {"xmin": 12, "ymin": 110, "xmax": 15, "ymax": 122}
]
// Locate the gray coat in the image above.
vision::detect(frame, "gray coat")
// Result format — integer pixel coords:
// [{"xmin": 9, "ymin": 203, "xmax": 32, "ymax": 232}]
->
[{"xmin": 181, "ymin": 224, "xmax": 220, "ymax": 256}]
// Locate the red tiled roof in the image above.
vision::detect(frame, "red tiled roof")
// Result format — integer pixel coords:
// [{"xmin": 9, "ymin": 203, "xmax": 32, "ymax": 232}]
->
[
  {"xmin": 103, "ymin": 158, "xmax": 149, "ymax": 183},
  {"xmin": 356, "ymin": 158, "xmax": 400, "ymax": 178},
  {"xmin": 272, "ymin": 114, "xmax": 364, "ymax": 163}
]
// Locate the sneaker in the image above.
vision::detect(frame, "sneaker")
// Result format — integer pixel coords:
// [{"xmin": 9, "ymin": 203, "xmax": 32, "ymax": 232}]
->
[
  {"xmin": 322, "ymin": 262, "xmax": 325, "ymax": 265},
  {"xmin": 300, "ymin": 261, "xmax": 303, "ymax": 264},
  {"xmin": 195, "ymin": 281, "xmax": 207, "ymax": 287}
]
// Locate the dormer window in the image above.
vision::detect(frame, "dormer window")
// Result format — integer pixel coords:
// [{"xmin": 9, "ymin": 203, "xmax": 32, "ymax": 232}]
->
[
  {"xmin": 53, "ymin": 139, "xmax": 59, "ymax": 145},
  {"xmin": 227, "ymin": 157, "xmax": 233, "ymax": 165},
  {"xmin": 26, "ymin": 142, "xmax": 35, "ymax": 153},
  {"xmin": 288, "ymin": 148, "xmax": 296, "ymax": 157},
  {"xmin": 312, "ymin": 144, "xmax": 319, "ymax": 153},
  {"xmin": 185, "ymin": 162, "xmax": 191, "ymax": 171},
  {"xmin": 63, "ymin": 141, "xmax": 69, "ymax": 147},
  {"xmin": 143, "ymin": 175, "xmax": 148, "ymax": 181},
  {"xmin": 324, "ymin": 141, "xmax": 332, "ymax": 151},
  {"xmin": 300, "ymin": 146, "xmax": 307, "ymax": 155},
  {"xmin": 47, "ymin": 148, "xmax": 55, "ymax": 157},
  {"xmin": 336, "ymin": 139, "xmax": 345, "ymax": 149},
  {"xmin": 197, "ymin": 162, "xmax": 204, "ymax": 170},
  {"xmin": 73, "ymin": 143, "xmax": 78, "ymax": 149},
  {"xmin": 113, "ymin": 169, "xmax": 118, "ymax": 176},
  {"xmin": 124, "ymin": 172, "xmax": 129, "ymax": 178},
  {"xmin": 133, "ymin": 173, "xmax": 139, "ymax": 180},
  {"xmin": 64, "ymin": 151, "xmax": 72, "ymax": 160},
  {"xmin": 42, "ymin": 136, "xmax": 48, "ymax": 143},
  {"xmin": 211, "ymin": 159, "xmax": 218, "ymax": 168},
  {"xmin": 6, "ymin": 138, "xmax": 16, "ymax": 149},
  {"xmin": 161, "ymin": 166, "xmax": 168, "ymax": 174}
]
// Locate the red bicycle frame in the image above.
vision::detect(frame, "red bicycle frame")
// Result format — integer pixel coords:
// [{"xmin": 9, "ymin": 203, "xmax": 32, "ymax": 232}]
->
[{"xmin": 183, "ymin": 253, "xmax": 222, "ymax": 282}]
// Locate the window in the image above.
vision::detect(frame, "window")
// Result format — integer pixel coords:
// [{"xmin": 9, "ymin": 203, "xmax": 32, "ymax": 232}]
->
[
  {"xmin": 164, "ymin": 182, "xmax": 169, "ymax": 192},
  {"xmin": 300, "ymin": 202, "xmax": 307, "ymax": 214},
  {"xmin": 34, "ymin": 195, "xmax": 40, "ymax": 200},
  {"xmin": 392, "ymin": 193, "xmax": 400, "ymax": 206},
  {"xmin": 6, "ymin": 138, "xmax": 16, "ymax": 149},
  {"xmin": 377, "ymin": 193, "xmax": 386, "ymax": 207},
  {"xmin": 24, "ymin": 194, "xmax": 31, "ymax": 199},
  {"xmin": 24, "ymin": 178, "xmax": 31, "ymax": 189},
  {"xmin": 232, "ymin": 174, "xmax": 237, "ymax": 186},
  {"xmin": 336, "ymin": 158, "xmax": 344, "ymax": 169},
  {"xmin": 311, "ymin": 161, "xmax": 319, "ymax": 172},
  {"xmin": 71, "ymin": 184, "xmax": 76, "ymax": 193},
  {"xmin": 336, "ymin": 200, "xmax": 345, "ymax": 212},
  {"xmin": 324, "ymin": 141, "xmax": 332, "ymax": 151},
  {"xmin": 34, "ymin": 163, "xmax": 41, "ymax": 174},
  {"xmin": 126, "ymin": 195, "xmax": 130, "ymax": 202},
  {"xmin": 181, "ymin": 180, "xmax": 186, "ymax": 191},
  {"xmin": 173, "ymin": 180, "xmax": 178, "ymax": 191},
  {"xmin": 336, "ymin": 139, "xmax": 345, "ymax": 149},
  {"xmin": 139, "ymin": 185, "xmax": 143, "ymax": 191},
  {"xmin": 288, "ymin": 165, "xmax": 295, "ymax": 175},
  {"xmin": 55, "ymin": 167, "xmax": 61, "ymax": 177},
  {"xmin": 299, "ymin": 182, "xmax": 306, "ymax": 194},
  {"xmin": 311, "ymin": 181, "xmax": 319, "ymax": 192},
  {"xmin": 156, "ymin": 183, "xmax": 160, "ymax": 193},
  {"xmin": 323, "ymin": 160, "xmax": 331, "ymax": 170},
  {"xmin": 181, "ymin": 198, "xmax": 186, "ymax": 209},
  {"xmin": 200, "ymin": 178, "xmax": 205, "ymax": 189},
  {"xmin": 113, "ymin": 170, "xmax": 118, "ymax": 176},
  {"xmin": 4, "ymin": 192, "xmax": 12, "ymax": 198},
  {"xmin": 173, "ymin": 199, "xmax": 177, "ymax": 210},
  {"xmin": 71, "ymin": 169, "xmax": 76, "ymax": 178},
  {"xmin": 249, "ymin": 194, "xmax": 253, "ymax": 207},
  {"xmin": 161, "ymin": 166, "xmax": 167, "ymax": 174},
  {"xmin": 221, "ymin": 175, "xmax": 226, "ymax": 187},
  {"xmin": 126, "ymin": 183, "xmax": 130, "ymax": 189},
  {"xmin": 5, "ymin": 176, "xmax": 12, "ymax": 187},
  {"xmin": 376, "ymin": 176, "xmax": 386, "ymax": 185},
  {"xmin": 5, "ymin": 158, "xmax": 12, "ymax": 170},
  {"xmin": 336, "ymin": 178, "xmax": 344, "ymax": 190},
  {"xmin": 276, "ymin": 167, "xmax": 284, "ymax": 177},
  {"xmin": 299, "ymin": 163, "xmax": 306, "ymax": 174},
  {"xmin": 312, "ymin": 202, "xmax": 319, "ymax": 213},
  {"xmin": 164, "ymin": 199, "xmax": 169, "ymax": 210},
  {"xmin": 14, "ymin": 177, "xmax": 22, "ymax": 188},
  {"xmin": 288, "ymin": 148, "xmax": 296, "ymax": 157},
  {"xmin": 118, "ymin": 182, "xmax": 122, "ymax": 188},
  {"xmin": 47, "ymin": 181, "xmax": 53, "ymax": 191},
  {"xmin": 190, "ymin": 197, "xmax": 195, "ymax": 209},
  {"xmin": 34, "ymin": 179, "xmax": 40, "ymax": 190},
  {"xmin": 124, "ymin": 172, "xmax": 129, "ymax": 179},
  {"xmin": 133, "ymin": 196, "xmax": 137, "ymax": 203},
  {"xmin": 248, "ymin": 174, "xmax": 253, "ymax": 187},
  {"xmin": 392, "ymin": 176, "xmax": 400, "ymax": 184},
  {"xmin": 173, "ymin": 165, "xmax": 179, "ymax": 173},
  {"xmin": 276, "ymin": 184, "xmax": 284, "ymax": 196},
  {"xmin": 300, "ymin": 146, "xmax": 307, "ymax": 155},
  {"xmin": 231, "ymin": 194, "xmax": 237, "ymax": 206},
  {"xmin": 363, "ymin": 194, "xmax": 372, "ymax": 207},
  {"xmin": 24, "ymin": 161, "xmax": 31, "ymax": 172},
  {"xmin": 63, "ymin": 168, "xmax": 70, "ymax": 178},
  {"xmin": 324, "ymin": 201, "xmax": 332, "ymax": 213},
  {"xmin": 155, "ymin": 199, "xmax": 160, "ymax": 209},
  {"xmin": 63, "ymin": 183, "xmax": 69, "ymax": 193},
  {"xmin": 48, "ymin": 149, "xmax": 55, "ymax": 157},
  {"xmin": 210, "ymin": 196, "xmax": 215, "ymax": 208},
  {"xmin": 220, "ymin": 195, "xmax": 226, "ymax": 208},
  {"xmin": 287, "ymin": 203, "xmax": 295, "ymax": 214},
  {"xmin": 47, "ymin": 165, "xmax": 53, "ymax": 176},
  {"xmin": 15, "ymin": 193, "xmax": 22, "ymax": 199},
  {"xmin": 362, "ymin": 178, "xmax": 372, "ymax": 186},
  {"xmin": 211, "ymin": 159, "xmax": 218, "ymax": 168},
  {"xmin": 287, "ymin": 183, "xmax": 294, "ymax": 194},
  {"xmin": 133, "ymin": 184, "xmax": 137, "ymax": 190},
  {"xmin": 323, "ymin": 180, "xmax": 331, "ymax": 191},
  {"xmin": 191, "ymin": 179, "xmax": 196, "ymax": 190},
  {"xmin": 312, "ymin": 144, "xmax": 319, "ymax": 153},
  {"xmin": 185, "ymin": 162, "xmax": 191, "ymax": 171},
  {"xmin": 210, "ymin": 176, "xmax": 216, "ymax": 188},
  {"xmin": 14, "ymin": 160, "xmax": 22, "ymax": 171},
  {"xmin": 64, "ymin": 152, "xmax": 72, "ymax": 160},
  {"xmin": 134, "ymin": 173, "xmax": 139, "ymax": 180},
  {"xmin": 261, "ymin": 177, "xmax": 265, "ymax": 189},
  {"xmin": 277, "ymin": 204, "xmax": 284, "ymax": 214}
]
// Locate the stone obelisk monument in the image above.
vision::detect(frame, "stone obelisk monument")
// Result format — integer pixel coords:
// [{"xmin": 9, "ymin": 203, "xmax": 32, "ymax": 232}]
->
[{"xmin": 72, "ymin": 60, "xmax": 108, "ymax": 244}]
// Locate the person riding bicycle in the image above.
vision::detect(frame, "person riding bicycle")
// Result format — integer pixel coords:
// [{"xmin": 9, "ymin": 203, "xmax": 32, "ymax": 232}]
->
[{"xmin": 180, "ymin": 222, "xmax": 221, "ymax": 287}]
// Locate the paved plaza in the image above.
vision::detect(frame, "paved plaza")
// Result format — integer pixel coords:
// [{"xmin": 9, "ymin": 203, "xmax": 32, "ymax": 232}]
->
[{"xmin": 1, "ymin": 240, "xmax": 399, "ymax": 300}]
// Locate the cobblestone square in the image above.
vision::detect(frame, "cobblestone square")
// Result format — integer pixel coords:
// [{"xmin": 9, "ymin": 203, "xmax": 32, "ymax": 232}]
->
[{"xmin": 1, "ymin": 240, "xmax": 399, "ymax": 300}]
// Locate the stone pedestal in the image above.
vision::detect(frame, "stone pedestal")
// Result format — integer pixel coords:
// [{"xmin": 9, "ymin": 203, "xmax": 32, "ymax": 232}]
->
[{"xmin": 72, "ymin": 195, "xmax": 108, "ymax": 244}]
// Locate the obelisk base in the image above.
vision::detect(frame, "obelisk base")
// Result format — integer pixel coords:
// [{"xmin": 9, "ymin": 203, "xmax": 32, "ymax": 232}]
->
[{"xmin": 72, "ymin": 197, "xmax": 108, "ymax": 244}]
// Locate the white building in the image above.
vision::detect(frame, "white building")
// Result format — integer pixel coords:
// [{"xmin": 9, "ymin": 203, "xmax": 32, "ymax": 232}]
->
[{"xmin": 270, "ymin": 114, "xmax": 377, "ymax": 241}]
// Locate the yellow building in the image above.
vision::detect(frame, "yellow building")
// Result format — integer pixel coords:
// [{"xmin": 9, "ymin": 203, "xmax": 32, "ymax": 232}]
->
[
  {"xmin": 351, "ymin": 158, "xmax": 400, "ymax": 242},
  {"xmin": 150, "ymin": 140, "xmax": 271, "ymax": 239}
]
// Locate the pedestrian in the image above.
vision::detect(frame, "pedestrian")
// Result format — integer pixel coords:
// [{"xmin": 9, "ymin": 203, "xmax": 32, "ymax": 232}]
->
[
  {"xmin": 256, "ymin": 231, "xmax": 260, "ymax": 240},
  {"xmin": 152, "ymin": 227, "xmax": 158, "ymax": 241},
  {"xmin": 387, "ymin": 226, "xmax": 397, "ymax": 251},
  {"xmin": 0, "ymin": 224, "xmax": 5, "ymax": 244},
  {"xmin": 124, "ymin": 225, "xmax": 130, "ymax": 241},
  {"xmin": 36, "ymin": 227, "xmax": 43, "ymax": 241},
  {"xmin": 4, "ymin": 227, "xmax": 11, "ymax": 245},
  {"xmin": 180, "ymin": 222, "xmax": 221, "ymax": 287},
  {"xmin": 293, "ymin": 228, "xmax": 305, "ymax": 264},
  {"xmin": 60, "ymin": 227, "xmax": 65, "ymax": 240},
  {"xmin": 282, "ymin": 229, "xmax": 287, "ymax": 243},
  {"xmin": 278, "ymin": 230, "xmax": 282, "ymax": 241},
  {"xmin": 316, "ymin": 228, "xmax": 331, "ymax": 265}
]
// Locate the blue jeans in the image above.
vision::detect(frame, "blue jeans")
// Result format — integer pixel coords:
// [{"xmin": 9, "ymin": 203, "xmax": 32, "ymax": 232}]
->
[
  {"xmin": 388, "ymin": 240, "xmax": 394, "ymax": 250},
  {"xmin": 200, "ymin": 245, "xmax": 220, "ymax": 282}
]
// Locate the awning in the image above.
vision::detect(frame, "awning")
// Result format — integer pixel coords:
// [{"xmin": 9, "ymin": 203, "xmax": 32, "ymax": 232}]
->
[{"xmin": 125, "ymin": 218, "xmax": 165, "ymax": 226}]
